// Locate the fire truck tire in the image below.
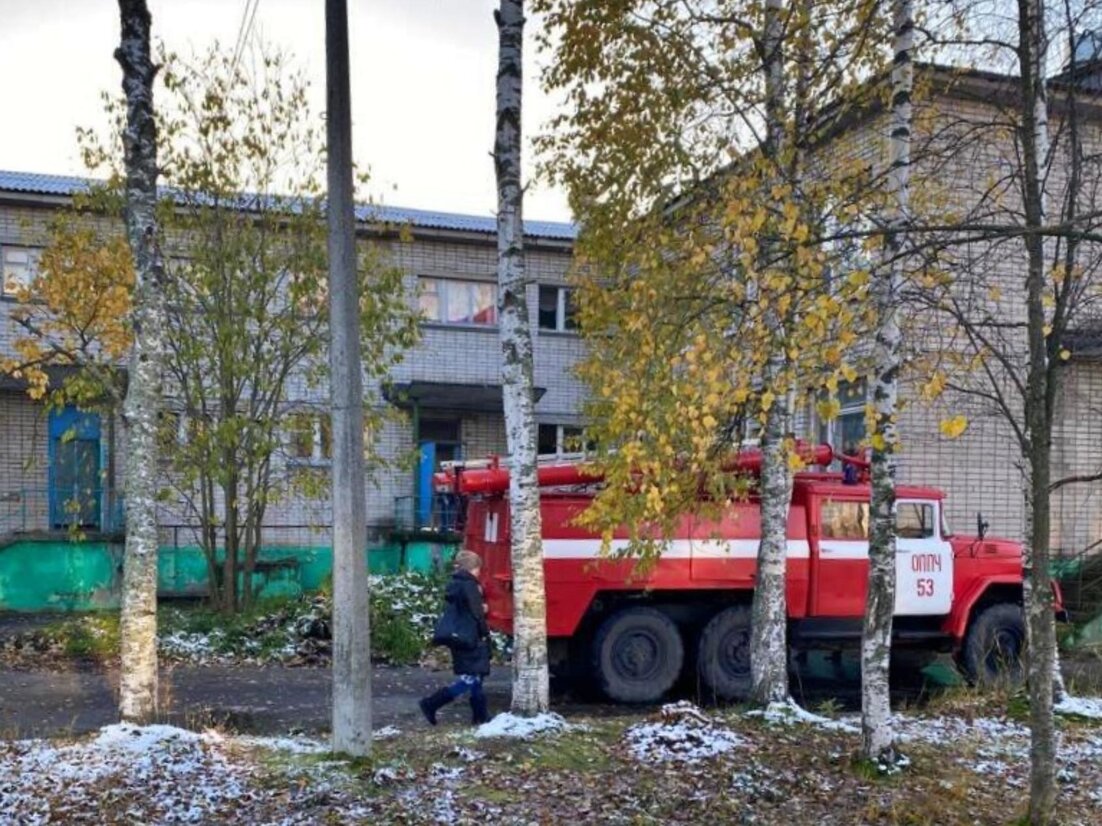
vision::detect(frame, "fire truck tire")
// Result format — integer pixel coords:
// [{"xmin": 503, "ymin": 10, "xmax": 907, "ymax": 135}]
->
[
  {"xmin": 960, "ymin": 602, "xmax": 1026, "ymax": 686},
  {"xmin": 591, "ymin": 607, "xmax": 684, "ymax": 703},
  {"xmin": 697, "ymin": 605, "xmax": 752, "ymax": 701}
]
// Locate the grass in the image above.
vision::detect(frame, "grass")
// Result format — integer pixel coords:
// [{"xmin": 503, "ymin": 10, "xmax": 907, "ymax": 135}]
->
[{"xmin": 6, "ymin": 572, "xmax": 454, "ymax": 667}]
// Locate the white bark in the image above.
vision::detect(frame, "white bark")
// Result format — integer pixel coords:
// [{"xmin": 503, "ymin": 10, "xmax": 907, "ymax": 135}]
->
[
  {"xmin": 116, "ymin": 0, "xmax": 164, "ymax": 725},
  {"xmin": 495, "ymin": 0, "xmax": 549, "ymax": 715},
  {"xmin": 326, "ymin": 0, "xmax": 372, "ymax": 755},
  {"xmin": 1018, "ymin": 1, "xmax": 1058, "ymax": 819},
  {"xmin": 750, "ymin": 0, "xmax": 791, "ymax": 707},
  {"xmin": 861, "ymin": 0, "xmax": 912, "ymax": 764}
]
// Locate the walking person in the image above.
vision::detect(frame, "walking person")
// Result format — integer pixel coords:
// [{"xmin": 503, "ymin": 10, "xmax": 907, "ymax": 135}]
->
[{"xmin": 419, "ymin": 550, "xmax": 492, "ymax": 725}]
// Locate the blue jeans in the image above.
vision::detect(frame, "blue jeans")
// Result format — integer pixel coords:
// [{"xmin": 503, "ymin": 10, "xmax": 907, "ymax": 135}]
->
[{"xmin": 446, "ymin": 674, "xmax": 484, "ymax": 702}]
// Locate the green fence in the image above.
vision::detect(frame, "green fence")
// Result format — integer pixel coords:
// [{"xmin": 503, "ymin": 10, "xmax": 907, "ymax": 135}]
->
[{"xmin": 0, "ymin": 538, "xmax": 459, "ymax": 612}]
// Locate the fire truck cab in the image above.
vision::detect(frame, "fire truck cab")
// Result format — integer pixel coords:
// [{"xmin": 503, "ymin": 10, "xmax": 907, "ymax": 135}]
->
[{"xmin": 434, "ymin": 445, "xmax": 1048, "ymax": 703}]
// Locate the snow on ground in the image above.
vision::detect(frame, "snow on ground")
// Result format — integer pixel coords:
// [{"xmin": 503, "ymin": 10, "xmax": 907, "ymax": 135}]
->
[
  {"xmin": 1055, "ymin": 695, "xmax": 1102, "ymax": 720},
  {"xmin": 158, "ymin": 629, "xmax": 227, "ymax": 662},
  {"xmin": 625, "ymin": 702, "xmax": 745, "ymax": 764},
  {"xmin": 0, "ymin": 723, "xmax": 383, "ymax": 824},
  {"xmin": 744, "ymin": 698, "xmax": 860, "ymax": 733},
  {"xmin": 233, "ymin": 734, "xmax": 331, "ymax": 754},
  {"xmin": 1, "ymin": 724, "xmax": 249, "ymax": 824},
  {"xmin": 474, "ymin": 712, "xmax": 570, "ymax": 739}
]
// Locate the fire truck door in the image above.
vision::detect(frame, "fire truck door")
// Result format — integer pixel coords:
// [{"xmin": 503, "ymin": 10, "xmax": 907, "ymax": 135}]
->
[
  {"xmin": 893, "ymin": 500, "xmax": 953, "ymax": 615},
  {"xmin": 814, "ymin": 497, "xmax": 869, "ymax": 616}
]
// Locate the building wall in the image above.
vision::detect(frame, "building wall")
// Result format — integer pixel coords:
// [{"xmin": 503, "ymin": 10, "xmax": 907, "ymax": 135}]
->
[{"xmin": 1, "ymin": 197, "xmax": 579, "ymax": 542}]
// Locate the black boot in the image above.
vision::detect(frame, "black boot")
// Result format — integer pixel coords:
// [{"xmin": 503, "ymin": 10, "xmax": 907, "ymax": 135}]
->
[
  {"xmin": 419, "ymin": 687, "xmax": 454, "ymax": 726},
  {"xmin": 470, "ymin": 692, "xmax": 490, "ymax": 725}
]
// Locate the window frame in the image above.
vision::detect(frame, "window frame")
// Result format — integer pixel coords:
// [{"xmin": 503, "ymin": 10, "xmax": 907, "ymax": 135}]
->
[
  {"xmin": 537, "ymin": 423, "xmax": 590, "ymax": 457},
  {"xmin": 418, "ymin": 276, "xmax": 499, "ymax": 328},
  {"xmin": 288, "ymin": 414, "xmax": 332, "ymax": 465},
  {"xmin": 896, "ymin": 499, "xmax": 938, "ymax": 540},
  {"xmin": 1, "ymin": 245, "xmax": 42, "ymax": 299},
  {"xmin": 537, "ymin": 284, "xmax": 577, "ymax": 333}
]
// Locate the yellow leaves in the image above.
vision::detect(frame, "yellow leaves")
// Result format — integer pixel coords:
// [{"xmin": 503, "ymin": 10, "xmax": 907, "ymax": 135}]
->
[
  {"xmin": 1043, "ymin": 324, "xmax": 1053, "ymax": 338},
  {"xmin": 987, "ymin": 286, "xmax": 1002, "ymax": 302},
  {"xmin": 939, "ymin": 415, "xmax": 969, "ymax": 440},
  {"xmin": 869, "ymin": 432, "xmax": 886, "ymax": 451},
  {"xmin": 760, "ymin": 390, "xmax": 775, "ymax": 413},
  {"xmin": 920, "ymin": 371, "xmax": 947, "ymax": 401},
  {"xmin": 840, "ymin": 363, "xmax": 858, "ymax": 383},
  {"xmin": 1060, "ymin": 349, "xmax": 1071, "ymax": 361},
  {"xmin": 847, "ymin": 270, "xmax": 870, "ymax": 289},
  {"xmin": 816, "ymin": 397, "xmax": 841, "ymax": 422}
]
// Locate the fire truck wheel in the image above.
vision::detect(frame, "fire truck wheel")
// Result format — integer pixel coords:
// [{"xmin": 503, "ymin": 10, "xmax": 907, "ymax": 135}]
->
[
  {"xmin": 961, "ymin": 602, "xmax": 1026, "ymax": 687},
  {"xmin": 591, "ymin": 607, "xmax": 684, "ymax": 703},
  {"xmin": 697, "ymin": 605, "xmax": 752, "ymax": 701}
]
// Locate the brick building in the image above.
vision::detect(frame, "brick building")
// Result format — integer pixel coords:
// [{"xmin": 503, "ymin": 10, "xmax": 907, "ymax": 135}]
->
[
  {"xmin": 2, "ymin": 63, "xmax": 1102, "ymax": 608},
  {"xmin": 0, "ymin": 170, "xmax": 581, "ymax": 585}
]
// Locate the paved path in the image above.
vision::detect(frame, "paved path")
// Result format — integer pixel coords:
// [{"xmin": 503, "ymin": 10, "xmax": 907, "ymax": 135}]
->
[
  {"xmin": 1, "ymin": 653, "xmax": 1097, "ymax": 738},
  {"xmin": 0, "ymin": 665, "xmax": 512, "ymax": 737}
]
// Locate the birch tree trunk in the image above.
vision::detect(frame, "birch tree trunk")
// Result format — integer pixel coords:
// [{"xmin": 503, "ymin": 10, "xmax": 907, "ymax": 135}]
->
[
  {"xmin": 861, "ymin": 0, "xmax": 912, "ymax": 764},
  {"xmin": 750, "ymin": 0, "xmax": 791, "ymax": 707},
  {"xmin": 1018, "ymin": 1, "xmax": 1058, "ymax": 818},
  {"xmin": 495, "ymin": 0, "xmax": 549, "ymax": 715},
  {"xmin": 326, "ymin": 0, "xmax": 372, "ymax": 756},
  {"xmin": 116, "ymin": 0, "xmax": 164, "ymax": 724}
]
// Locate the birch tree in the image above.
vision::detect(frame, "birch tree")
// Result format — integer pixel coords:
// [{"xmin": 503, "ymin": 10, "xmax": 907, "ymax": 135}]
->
[
  {"xmin": 910, "ymin": 2, "xmax": 1102, "ymax": 817},
  {"xmin": 115, "ymin": 0, "xmax": 164, "ymax": 723},
  {"xmin": 861, "ymin": 0, "xmax": 913, "ymax": 766},
  {"xmin": 536, "ymin": 0, "xmax": 887, "ymax": 706},
  {"xmin": 495, "ymin": 0, "xmax": 550, "ymax": 715}
]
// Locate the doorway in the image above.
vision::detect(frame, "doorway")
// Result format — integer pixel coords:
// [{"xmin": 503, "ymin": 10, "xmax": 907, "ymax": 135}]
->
[{"xmin": 48, "ymin": 407, "xmax": 102, "ymax": 530}]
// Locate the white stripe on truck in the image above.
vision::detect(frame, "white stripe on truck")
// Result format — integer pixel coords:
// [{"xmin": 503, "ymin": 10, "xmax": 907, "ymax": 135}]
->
[{"xmin": 541, "ymin": 538, "xmax": 810, "ymax": 560}]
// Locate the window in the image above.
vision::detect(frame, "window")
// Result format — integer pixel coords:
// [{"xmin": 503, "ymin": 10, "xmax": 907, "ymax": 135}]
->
[
  {"xmin": 538, "ymin": 285, "xmax": 577, "ymax": 332},
  {"xmin": 538, "ymin": 423, "xmax": 590, "ymax": 456},
  {"xmin": 819, "ymin": 379, "xmax": 867, "ymax": 457},
  {"xmin": 821, "ymin": 499, "xmax": 869, "ymax": 540},
  {"xmin": 896, "ymin": 502, "xmax": 936, "ymax": 539},
  {"xmin": 419, "ymin": 277, "xmax": 497, "ymax": 326},
  {"xmin": 289, "ymin": 414, "xmax": 332, "ymax": 462},
  {"xmin": 2, "ymin": 246, "xmax": 41, "ymax": 297}
]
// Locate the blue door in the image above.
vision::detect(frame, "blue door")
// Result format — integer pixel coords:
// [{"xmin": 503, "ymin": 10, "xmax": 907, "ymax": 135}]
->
[
  {"xmin": 417, "ymin": 441, "xmax": 436, "ymax": 528},
  {"xmin": 48, "ymin": 407, "xmax": 102, "ymax": 530}
]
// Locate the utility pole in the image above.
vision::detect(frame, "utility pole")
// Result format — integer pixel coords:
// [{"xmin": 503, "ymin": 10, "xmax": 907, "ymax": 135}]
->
[{"xmin": 325, "ymin": 0, "xmax": 371, "ymax": 756}]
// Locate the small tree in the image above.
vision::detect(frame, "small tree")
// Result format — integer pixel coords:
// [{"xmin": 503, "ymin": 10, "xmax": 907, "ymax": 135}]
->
[
  {"xmin": 909, "ymin": 2, "xmax": 1102, "ymax": 818},
  {"xmin": 6, "ymin": 43, "xmax": 419, "ymax": 615}
]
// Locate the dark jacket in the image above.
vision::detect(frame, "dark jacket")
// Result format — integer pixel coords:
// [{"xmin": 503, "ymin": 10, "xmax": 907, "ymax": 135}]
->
[{"xmin": 445, "ymin": 570, "xmax": 491, "ymax": 676}]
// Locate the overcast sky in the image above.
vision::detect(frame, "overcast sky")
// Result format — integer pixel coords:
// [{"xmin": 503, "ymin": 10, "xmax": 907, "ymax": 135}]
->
[{"xmin": 0, "ymin": 0, "xmax": 571, "ymax": 222}]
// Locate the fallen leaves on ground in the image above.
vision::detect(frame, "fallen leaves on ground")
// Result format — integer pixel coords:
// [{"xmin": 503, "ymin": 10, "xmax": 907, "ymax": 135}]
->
[{"xmin": 2, "ymin": 698, "xmax": 1100, "ymax": 825}]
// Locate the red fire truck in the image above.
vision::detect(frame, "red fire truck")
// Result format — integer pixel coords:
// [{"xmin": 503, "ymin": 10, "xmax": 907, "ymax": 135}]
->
[{"xmin": 433, "ymin": 445, "xmax": 1060, "ymax": 703}]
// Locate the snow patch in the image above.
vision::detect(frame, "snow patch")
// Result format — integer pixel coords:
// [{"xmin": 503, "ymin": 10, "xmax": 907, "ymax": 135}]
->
[
  {"xmin": 474, "ymin": 712, "xmax": 569, "ymax": 739},
  {"xmin": 374, "ymin": 725, "xmax": 402, "ymax": 740},
  {"xmin": 745, "ymin": 698, "xmax": 859, "ymax": 733},
  {"xmin": 626, "ymin": 702, "xmax": 745, "ymax": 764},
  {"xmin": 92, "ymin": 723, "xmax": 202, "ymax": 752},
  {"xmin": 235, "ymin": 735, "xmax": 330, "ymax": 754},
  {"xmin": 1055, "ymin": 695, "xmax": 1102, "ymax": 720}
]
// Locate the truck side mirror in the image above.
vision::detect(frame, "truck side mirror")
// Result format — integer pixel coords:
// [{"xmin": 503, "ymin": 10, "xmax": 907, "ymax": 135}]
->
[{"xmin": 976, "ymin": 511, "xmax": 989, "ymax": 540}]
